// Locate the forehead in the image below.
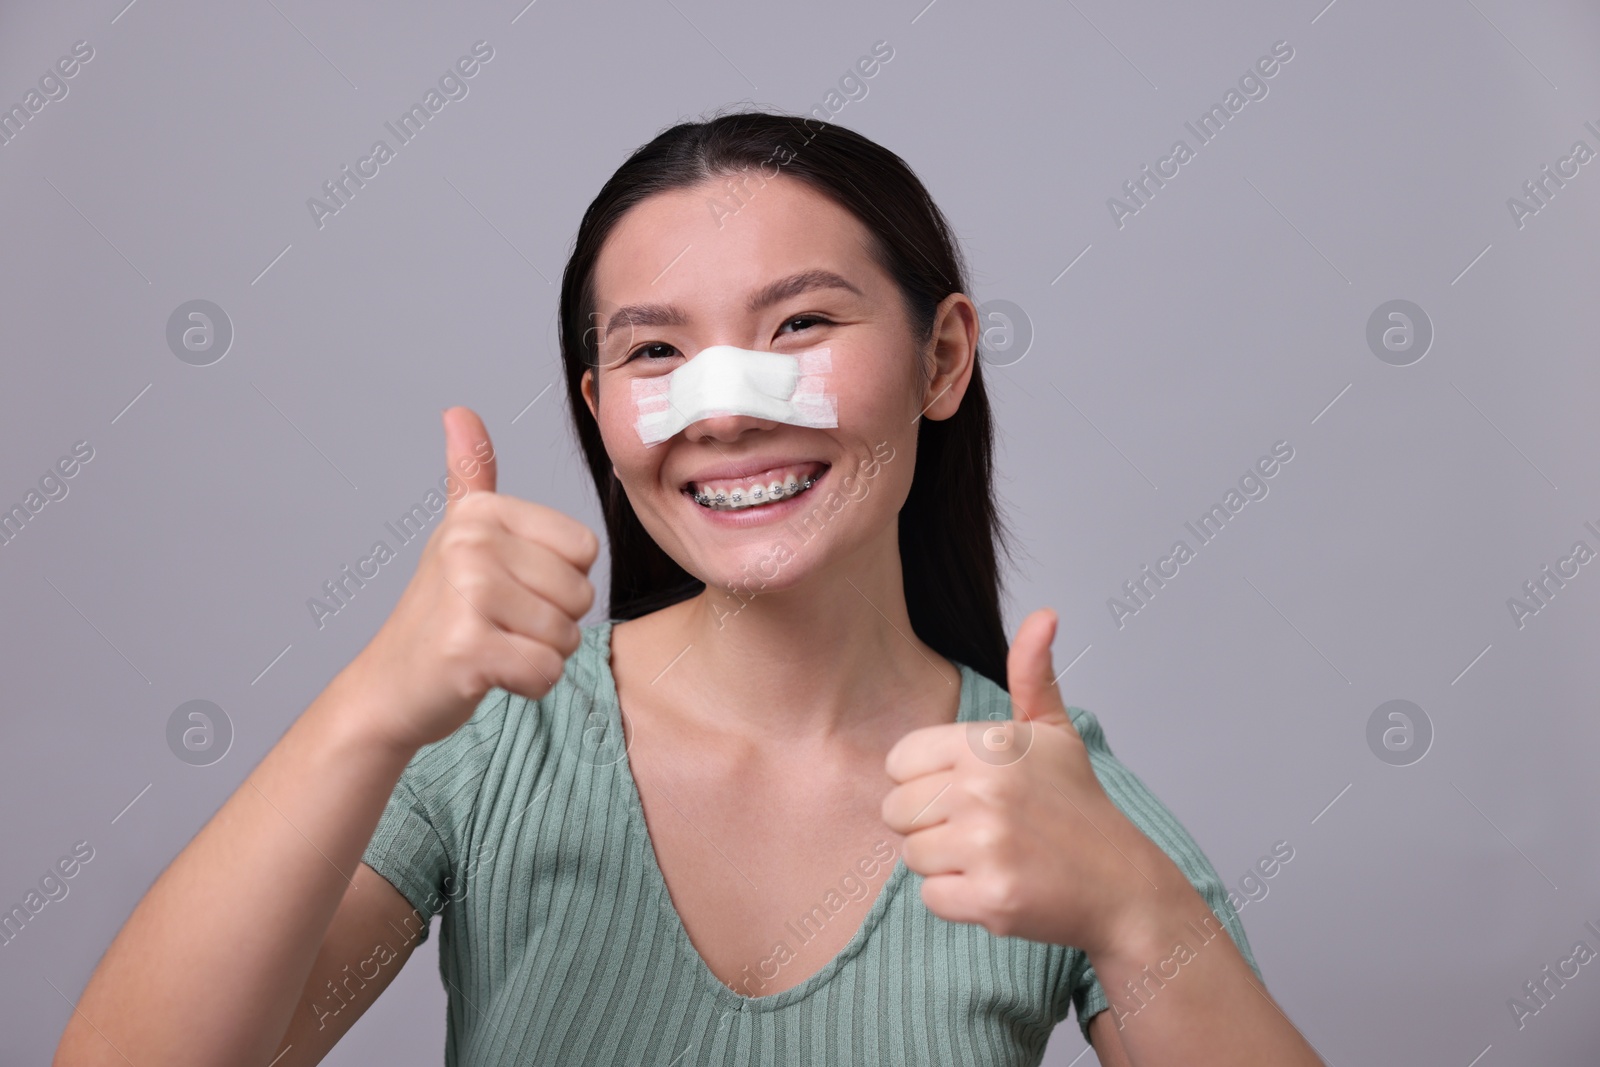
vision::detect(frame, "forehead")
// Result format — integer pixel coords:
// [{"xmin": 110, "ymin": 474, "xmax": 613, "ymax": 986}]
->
[{"xmin": 591, "ymin": 173, "xmax": 878, "ymax": 310}]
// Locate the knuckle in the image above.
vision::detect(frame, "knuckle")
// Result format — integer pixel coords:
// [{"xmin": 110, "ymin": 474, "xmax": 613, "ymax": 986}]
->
[
  {"xmin": 439, "ymin": 521, "xmax": 492, "ymax": 559},
  {"xmin": 438, "ymin": 621, "xmax": 487, "ymax": 670},
  {"xmin": 439, "ymin": 640, "xmax": 489, "ymax": 703},
  {"xmin": 967, "ymin": 815, "xmax": 1005, "ymax": 855},
  {"xmin": 457, "ymin": 670, "xmax": 491, "ymax": 706},
  {"xmin": 992, "ymin": 771, "xmax": 1026, "ymax": 803},
  {"xmin": 900, "ymin": 833, "xmax": 924, "ymax": 870},
  {"xmin": 981, "ymin": 872, "xmax": 1024, "ymax": 925},
  {"xmin": 446, "ymin": 561, "xmax": 494, "ymax": 602},
  {"xmin": 533, "ymin": 643, "xmax": 567, "ymax": 686},
  {"xmin": 557, "ymin": 617, "xmax": 583, "ymax": 656},
  {"xmin": 525, "ymin": 595, "xmax": 561, "ymax": 637},
  {"xmin": 578, "ymin": 527, "xmax": 601, "ymax": 564},
  {"xmin": 961, "ymin": 770, "xmax": 1014, "ymax": 807},
  {"xmin": 455, "ymin": 489, "xmax": 495, "ymax": 518}
]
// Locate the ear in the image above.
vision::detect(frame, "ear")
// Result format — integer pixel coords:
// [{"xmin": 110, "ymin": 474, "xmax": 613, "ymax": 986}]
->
[
  {"xmin": 580, "ymin": 369, "xmax": 621, "ymax": 479},
  {"xmin": 581, "ymin": 367, "xmax": 599, "ymax": 422},
  {"xmin": 919, "ymin": 293, "xmax": 979, "ymax": 422}
]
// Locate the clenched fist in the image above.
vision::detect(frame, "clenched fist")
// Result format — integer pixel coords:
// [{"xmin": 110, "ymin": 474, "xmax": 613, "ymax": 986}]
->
[
  {"xmin": 346, "ymin": 407, "xmax": 599, "ymax": 754},
  {"xmin": 882, "ymin": 609, "xmax": 1186, "ymax": 957}
]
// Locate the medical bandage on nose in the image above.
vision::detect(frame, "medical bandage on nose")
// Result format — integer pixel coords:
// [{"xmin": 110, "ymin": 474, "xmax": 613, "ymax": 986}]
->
[{"xmin": 631, "ymin": 344, "xmax": 837, "ymax": 446}]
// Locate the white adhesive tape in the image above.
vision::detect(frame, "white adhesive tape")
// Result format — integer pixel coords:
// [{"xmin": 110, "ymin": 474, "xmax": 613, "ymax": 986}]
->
[{"xmin": 631, "ymin": 344, "xmax": 837, "ymax": 446}]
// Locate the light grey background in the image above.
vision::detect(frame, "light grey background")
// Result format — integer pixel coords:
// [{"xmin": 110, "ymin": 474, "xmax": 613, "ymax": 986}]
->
[{"xmin": 3, "ymin": 0, "xmax": 1598, "ymax": 1063}]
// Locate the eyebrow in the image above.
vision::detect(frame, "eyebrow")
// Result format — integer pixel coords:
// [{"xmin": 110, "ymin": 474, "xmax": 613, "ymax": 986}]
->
[{"xmin": 602, "ymin": 269, "xmax": 864, "ymax": 340}]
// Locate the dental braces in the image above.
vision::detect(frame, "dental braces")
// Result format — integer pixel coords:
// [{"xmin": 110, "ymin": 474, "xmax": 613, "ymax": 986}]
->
[{"xmin": 692, "ymin": 476, "xmax": 816, "ymax": 509}]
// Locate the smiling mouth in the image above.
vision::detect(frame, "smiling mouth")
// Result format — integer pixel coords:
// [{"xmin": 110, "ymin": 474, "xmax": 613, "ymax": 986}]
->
[{"xmin": 685, "ymin": 462, "xmax": 830, "ymax": 511}]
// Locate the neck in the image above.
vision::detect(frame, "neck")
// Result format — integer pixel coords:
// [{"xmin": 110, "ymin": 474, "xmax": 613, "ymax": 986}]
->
[{"xmin": 627, "ymin": 531, "xmax": 960, "ymax": 743}]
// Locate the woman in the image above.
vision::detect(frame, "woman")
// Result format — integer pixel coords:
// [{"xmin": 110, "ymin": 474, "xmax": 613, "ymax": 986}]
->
[{"xmin": 55, "ymin": 112, "xmax": 1321, "ymax": 1066}]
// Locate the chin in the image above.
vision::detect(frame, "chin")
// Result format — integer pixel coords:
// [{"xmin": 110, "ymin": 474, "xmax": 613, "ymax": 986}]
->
[{"xmin": 695, "ymin": 542, "xmax": 813, "ymax": 607}]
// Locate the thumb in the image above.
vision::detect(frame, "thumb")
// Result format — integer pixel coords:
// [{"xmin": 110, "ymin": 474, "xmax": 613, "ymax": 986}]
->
[
  {"xmin": 442, "ymin": 406, "xmax": 497, "ymax": 509},
  {"xmin": 1007, "ymin": 608, "xmax": 1076, "ymax": 732}
]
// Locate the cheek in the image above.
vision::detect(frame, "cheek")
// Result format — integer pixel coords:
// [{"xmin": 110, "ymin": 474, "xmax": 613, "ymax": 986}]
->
[
  {"xmin": 866, "ymin": 449, "xmax": 915, "ymax": 517},
  {"xmin": 598, "ymin": 382, "xmax": 633, "ymax": 439},
  {"xmin": 825, "ymin": 364, "xmax": 919, "ymax": 506},
  {"xmin": 830, "ymin": 353, "xmax": 918, "ymax": 430},
  {"xmin": 597, "ymin": 387, "xmax": 648, "ymax": 471}
]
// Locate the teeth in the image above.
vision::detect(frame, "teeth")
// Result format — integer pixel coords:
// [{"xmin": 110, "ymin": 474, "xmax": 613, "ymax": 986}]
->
[{"xmin": 691, "ymin": 472, "xmax": 818, "ymax": 511}]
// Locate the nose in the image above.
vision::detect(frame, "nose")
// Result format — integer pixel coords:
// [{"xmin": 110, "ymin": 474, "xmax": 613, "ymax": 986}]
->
[{"xmin": 681, "ymin": 413, "xmax": 780, "ymax": 444}]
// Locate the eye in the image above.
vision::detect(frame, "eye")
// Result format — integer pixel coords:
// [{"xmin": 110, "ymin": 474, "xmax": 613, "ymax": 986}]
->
[
  {"xmin": 624, "ymin": 342, "xmax": 680, "ymax": 363},
  {"xmin": 778, "ymin": 314, "xmax": 833, "ymax": 335}
]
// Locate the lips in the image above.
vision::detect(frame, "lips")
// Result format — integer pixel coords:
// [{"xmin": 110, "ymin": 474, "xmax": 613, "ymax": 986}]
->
[{"xmin": 681, "ymin": 459, "xmax": 829, "ymax": 496}]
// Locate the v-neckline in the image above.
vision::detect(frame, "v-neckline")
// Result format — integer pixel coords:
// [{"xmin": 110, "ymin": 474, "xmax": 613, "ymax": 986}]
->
[{"xmin": 592, "ymin": 618, "xmax": 975, "ymax": 1013}]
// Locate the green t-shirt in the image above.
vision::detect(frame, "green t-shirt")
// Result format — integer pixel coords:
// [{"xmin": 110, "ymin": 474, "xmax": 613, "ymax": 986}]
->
[{"xmin": 360, "ymin": 619, "xmax": 1259, "ymax": 1064}]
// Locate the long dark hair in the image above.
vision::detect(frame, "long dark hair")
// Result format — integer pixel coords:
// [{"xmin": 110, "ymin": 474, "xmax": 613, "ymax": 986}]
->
[{"xmin": 557, "ymin": 109, "xmax": 1016, "ymax": 689}]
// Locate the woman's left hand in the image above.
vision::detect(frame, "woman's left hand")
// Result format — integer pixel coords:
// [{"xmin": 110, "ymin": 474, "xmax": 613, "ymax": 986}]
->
[{"xmin": 881, "ymin": 608, "xmax": 1183, "ymax": 956}]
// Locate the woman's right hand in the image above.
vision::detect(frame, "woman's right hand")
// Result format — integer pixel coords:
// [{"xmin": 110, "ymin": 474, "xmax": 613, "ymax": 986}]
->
[{"xmin": 345, "ymin": 406, "xmax": 600, "ymax": 753}]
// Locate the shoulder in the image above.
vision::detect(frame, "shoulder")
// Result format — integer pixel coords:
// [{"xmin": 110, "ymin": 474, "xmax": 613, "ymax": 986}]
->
[
  {"xmin": 402, "ymin": 620, "xmax": 615, "ymax": 788},
  {"xmin": 546, "ymin": 619, "xmax": 616, "ymax": 709},
  {"xmin": 955, "ymin": 663, "xmax": 1109, "ymax": 748}
]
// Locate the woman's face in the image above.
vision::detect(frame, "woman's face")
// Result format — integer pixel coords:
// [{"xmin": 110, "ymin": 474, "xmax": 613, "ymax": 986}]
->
[{"xmin": 581, "ymin": 172, "xmax": 972, "ymax": 600}]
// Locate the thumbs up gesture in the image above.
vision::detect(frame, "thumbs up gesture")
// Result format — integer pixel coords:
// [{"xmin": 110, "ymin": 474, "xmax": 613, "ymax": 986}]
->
[
  {"xmin": 345, "ymin": 407, "xmax": 600, "ymax": 754},
  {"xmin": 882, "ymin": 609, "xmax": 1185, "ymax": 956}
]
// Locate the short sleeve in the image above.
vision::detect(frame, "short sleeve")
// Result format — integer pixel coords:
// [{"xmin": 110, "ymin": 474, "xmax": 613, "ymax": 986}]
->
[
  {"xmin": 358, "ymin": 688, "xmax": 518, "ymax": 944},
  {"xmin": 362, "ymin": 771, "xmax": 451, "ymax": 944},
  {"xmin": 1060, "ymin": 706, "xmax": 1262, "ymax": 1044}
]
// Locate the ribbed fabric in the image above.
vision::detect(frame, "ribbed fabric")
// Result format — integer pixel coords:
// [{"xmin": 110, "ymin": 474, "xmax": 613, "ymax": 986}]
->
[{"xmin": 361, "ymin": 620, "xmax": 1259, "ymax": 1064}]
